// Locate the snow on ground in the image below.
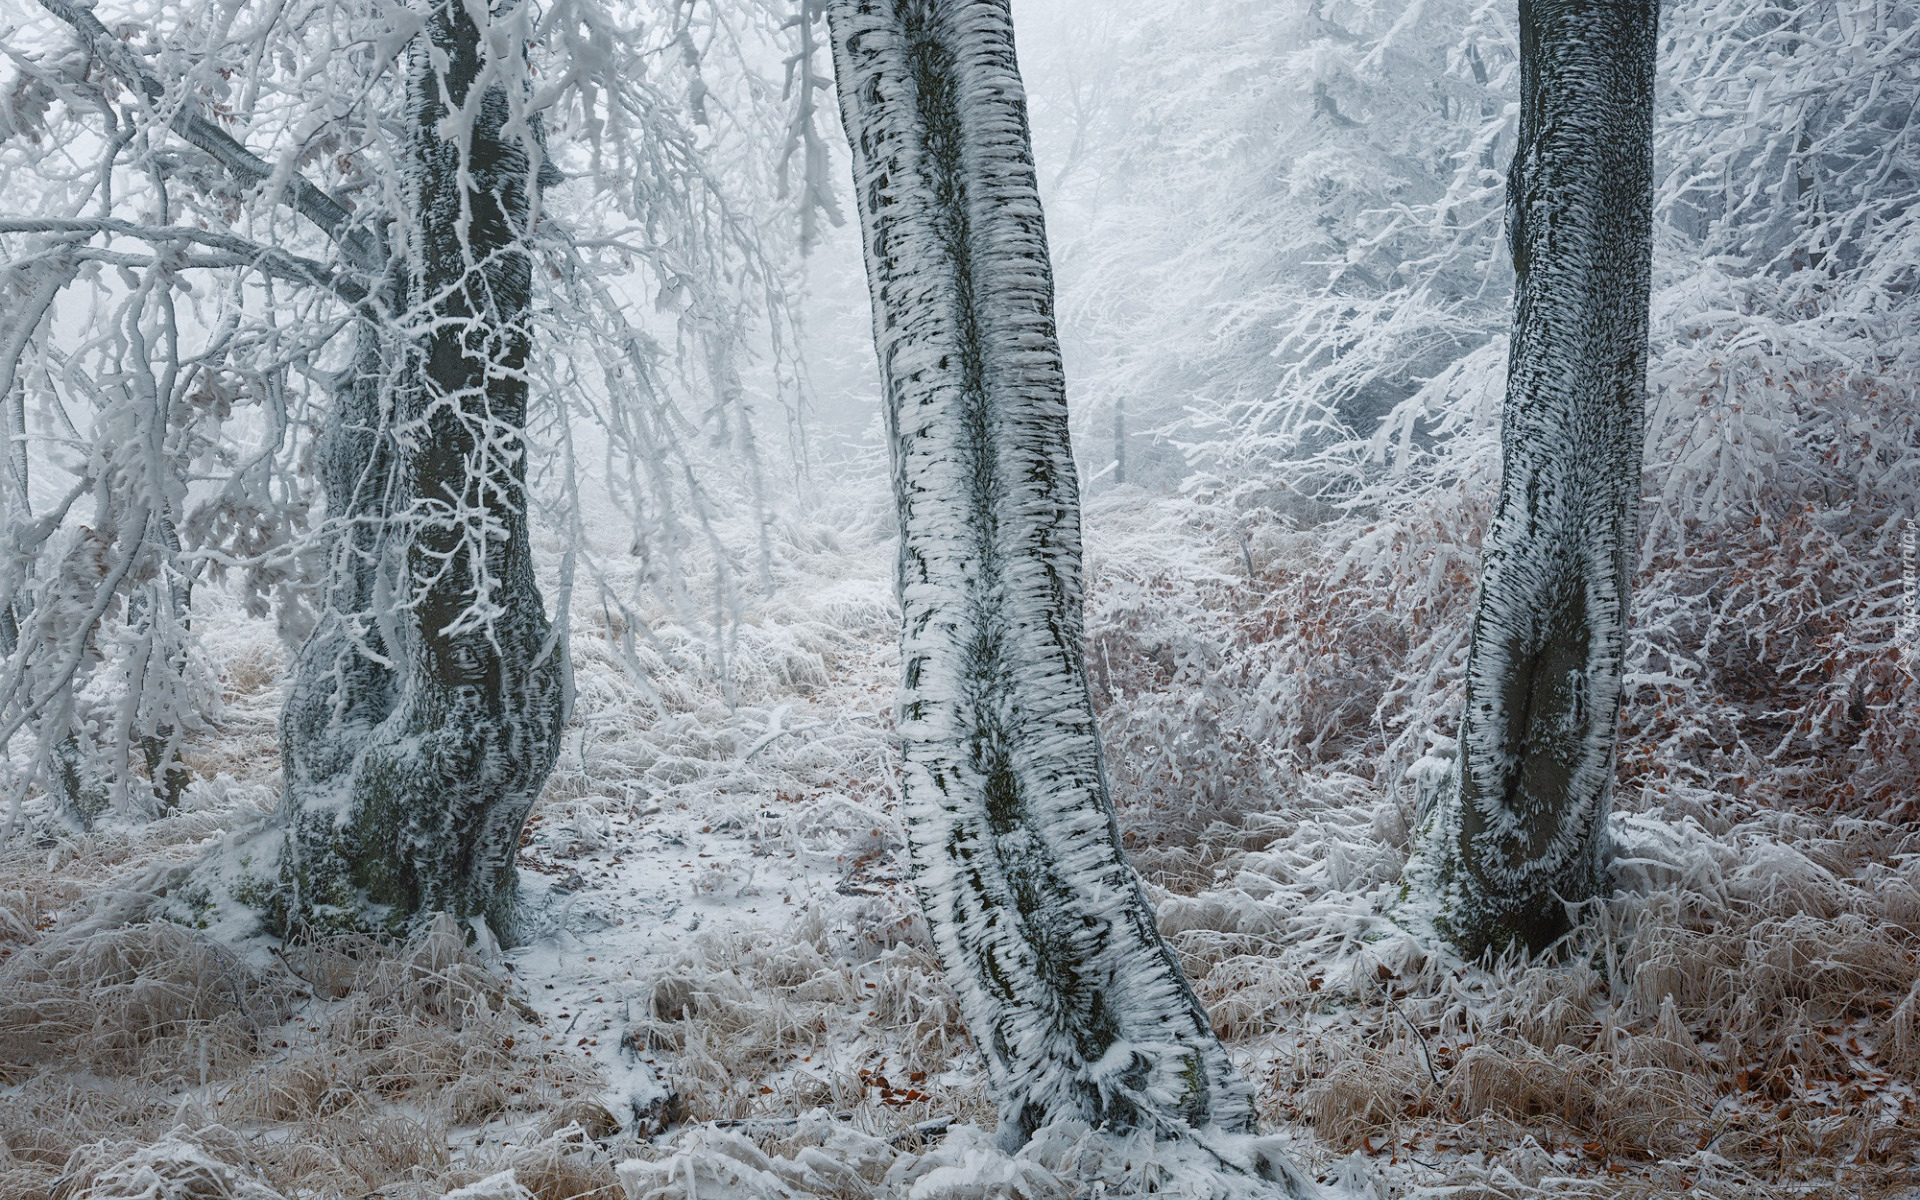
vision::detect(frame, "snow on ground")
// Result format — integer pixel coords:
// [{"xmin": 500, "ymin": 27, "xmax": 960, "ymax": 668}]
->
[{"xmin": 1, "ymin": 485, "xmax": 1916, "ymax": 1200}]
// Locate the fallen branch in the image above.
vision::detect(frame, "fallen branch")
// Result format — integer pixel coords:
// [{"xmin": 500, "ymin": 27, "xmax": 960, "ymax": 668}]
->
[{"xmin": 701, "ymin": 1113, "xmax": 955, "ymax": 1149}]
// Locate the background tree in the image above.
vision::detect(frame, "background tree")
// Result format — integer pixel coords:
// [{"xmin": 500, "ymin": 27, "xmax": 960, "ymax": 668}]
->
[
  {"xmin": 824, "ymin": 0, "xmax": 1315, "ymax": 1184},
  {"xmin": 1011, "ymin": 0, "xmax": 1516, "ymax": 499},
  {"xmin": 1410, "ymin": 0, "xmax": 1659, "ymax": 957}
]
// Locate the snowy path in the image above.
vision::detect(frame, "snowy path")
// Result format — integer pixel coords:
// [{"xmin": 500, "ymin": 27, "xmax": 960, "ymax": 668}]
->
[
  {"xmin": 481, "ymin": 508, "xmax": 951, "ymax": 1140},
  {"xmin": 505, "ymin": 785, "xmax": 876, "ymax": 1128}
]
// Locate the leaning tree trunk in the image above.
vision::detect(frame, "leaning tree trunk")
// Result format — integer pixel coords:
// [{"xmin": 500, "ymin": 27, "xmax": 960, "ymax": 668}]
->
[
  {"xmin": 274, "ymin": 0, "xmax": 566, "ymax": 940},
  {"xmin": 1419, "ymin": 0, "xmax": 1657, "ymax": 958},
  {"xmin": 826, "ymin": 0, "xmax": 1285, "ymax": 1157}
]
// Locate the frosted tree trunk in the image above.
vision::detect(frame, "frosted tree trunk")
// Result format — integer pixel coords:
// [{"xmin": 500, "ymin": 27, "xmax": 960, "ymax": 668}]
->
[
  {"xmin": 826, "ymin": 0, "xmax": 1263, "ymax": 1150},
  {"xmin": 276, "ymin": 321, "xmax": 403, "ymax": 914},
  {"xmin": 275, "ymin": 0, "xmax": 566, "ymax": 939},
  {"xmin": 1421, "ymin": 0, "xmax": 1657, "ymax": 958}
]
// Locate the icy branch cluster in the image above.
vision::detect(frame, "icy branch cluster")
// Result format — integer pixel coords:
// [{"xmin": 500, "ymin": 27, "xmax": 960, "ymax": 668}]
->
[{"xmin": 0, "ymin": 0, "xmax": 821, "ymax": 837}]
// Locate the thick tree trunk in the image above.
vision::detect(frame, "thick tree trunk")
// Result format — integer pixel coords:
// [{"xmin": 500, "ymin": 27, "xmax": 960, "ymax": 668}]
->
[
  {"xmin": 275, "ymin": 320, "xmax": 404, "ymax": 922},
  {"xmin": 826, "ymin": 0, "xmax": 1264, "ymax": 1150},
  {"xmin": 1419, "ymin": 0, "xmax": 1657, "ymax": 958},
  {"xmin": 274, "ymin": 0, "xmax": 565, "ymax": 940}
]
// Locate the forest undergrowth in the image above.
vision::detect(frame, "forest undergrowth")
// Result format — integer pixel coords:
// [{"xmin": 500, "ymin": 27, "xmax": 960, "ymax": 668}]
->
[{"xmin": 2, "ymin": 390, "xmax": 1917, "ymax": 1200}]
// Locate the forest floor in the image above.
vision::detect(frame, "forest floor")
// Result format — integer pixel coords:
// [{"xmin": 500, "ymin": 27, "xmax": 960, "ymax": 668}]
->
[{"xmin": 1, "ymin": 487, "xmax": 1916, "ymax": 1200}]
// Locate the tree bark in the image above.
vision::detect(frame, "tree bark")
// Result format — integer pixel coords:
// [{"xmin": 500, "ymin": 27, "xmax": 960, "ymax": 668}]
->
[
  {"xmin": 275, "ymin": 0, "xmax": 566, "ymax": 939},
  {"xmin": 1420, "ymin": 0, "xmax": 1657, "ymax": 958},
  {"xmin": 825, "ymin": 0, "xmax": 1262, "ymax": 1149},
  {"xmin": 275, "ymin": 317, "xmax": 404, "ymax": 924}
]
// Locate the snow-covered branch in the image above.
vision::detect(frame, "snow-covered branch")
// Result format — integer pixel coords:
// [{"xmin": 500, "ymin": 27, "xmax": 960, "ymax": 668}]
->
[{"xmin": 35, "ymin": 0, "xmax": 384, "ymax": 270}]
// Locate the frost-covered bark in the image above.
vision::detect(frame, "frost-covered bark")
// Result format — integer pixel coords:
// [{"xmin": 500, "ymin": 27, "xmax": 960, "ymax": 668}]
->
[
  {"xmin": 275, "ymin": 320, "xmax": 403, "ymax": 913},
  {"xmin": 825, "ymin": 0, "xmax": 1277, "ymax": 1155},
  {"xmin": 1418, "ymin": 0, "xmax": 1657, "ymax": 958},
  {"xmin": 275, "ymin": 0, "xmax": 566, "ymax": 939}
]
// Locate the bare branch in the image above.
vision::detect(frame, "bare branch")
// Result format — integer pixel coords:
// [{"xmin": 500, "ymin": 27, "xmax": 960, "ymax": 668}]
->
[
  {"xmin": 0, "ymin": 217, "xmax": 369, "ymax": 303},
  {"xmin": 36, "ymin": 0, "xmax": 384, "ymax": 272}
]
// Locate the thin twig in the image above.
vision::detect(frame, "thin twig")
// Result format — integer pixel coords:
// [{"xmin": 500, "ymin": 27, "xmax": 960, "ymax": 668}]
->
[
  {"xmin": 1388, "ymin": 987, "xmax": 1446, "ymax": 1088},
  {"xmin": 36, "ymin": 0, "xmax": 382, "ymax": 271}
]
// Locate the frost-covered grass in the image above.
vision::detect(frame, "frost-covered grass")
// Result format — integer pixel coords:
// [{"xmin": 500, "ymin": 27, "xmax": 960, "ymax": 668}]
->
[
  {"xmin": 1, "ymin": 464, "xmax": 1915, "ymax": 1198},
  {"xmin": 1068, "ymin": 447, "xmax": 1920, "ymax": 1197}
]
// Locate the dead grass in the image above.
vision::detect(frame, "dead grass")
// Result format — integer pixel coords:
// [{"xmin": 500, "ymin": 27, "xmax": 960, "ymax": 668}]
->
[
  {"xmin": 1176, "ymin": 812, "xmax": 1920, "ymax": 1198},
  {"xmin": 506, "ymin": 1134, "xmax": 624, "ymax": 1200},
  {"xmin": 0, "ymin": 921, "xmax": 291, "ymax": 1086},
  {"xmin": 619, "ymin": 902, "xmax": 984, "ymax": 1132},
  {"xmin": 0, "ymin": 872, "xmax": 80, "ymax": 948},
  {"xmin": 0, "ymin": 902, "xmax": 612, "ymax": 1200},
  {"xmin": 232, "ymin": 916, "xmax": 598, "ymax": 1132},
  {"xmin": 55, "ymin": 1125, "xmax": 287, "ymax": 1200}
]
